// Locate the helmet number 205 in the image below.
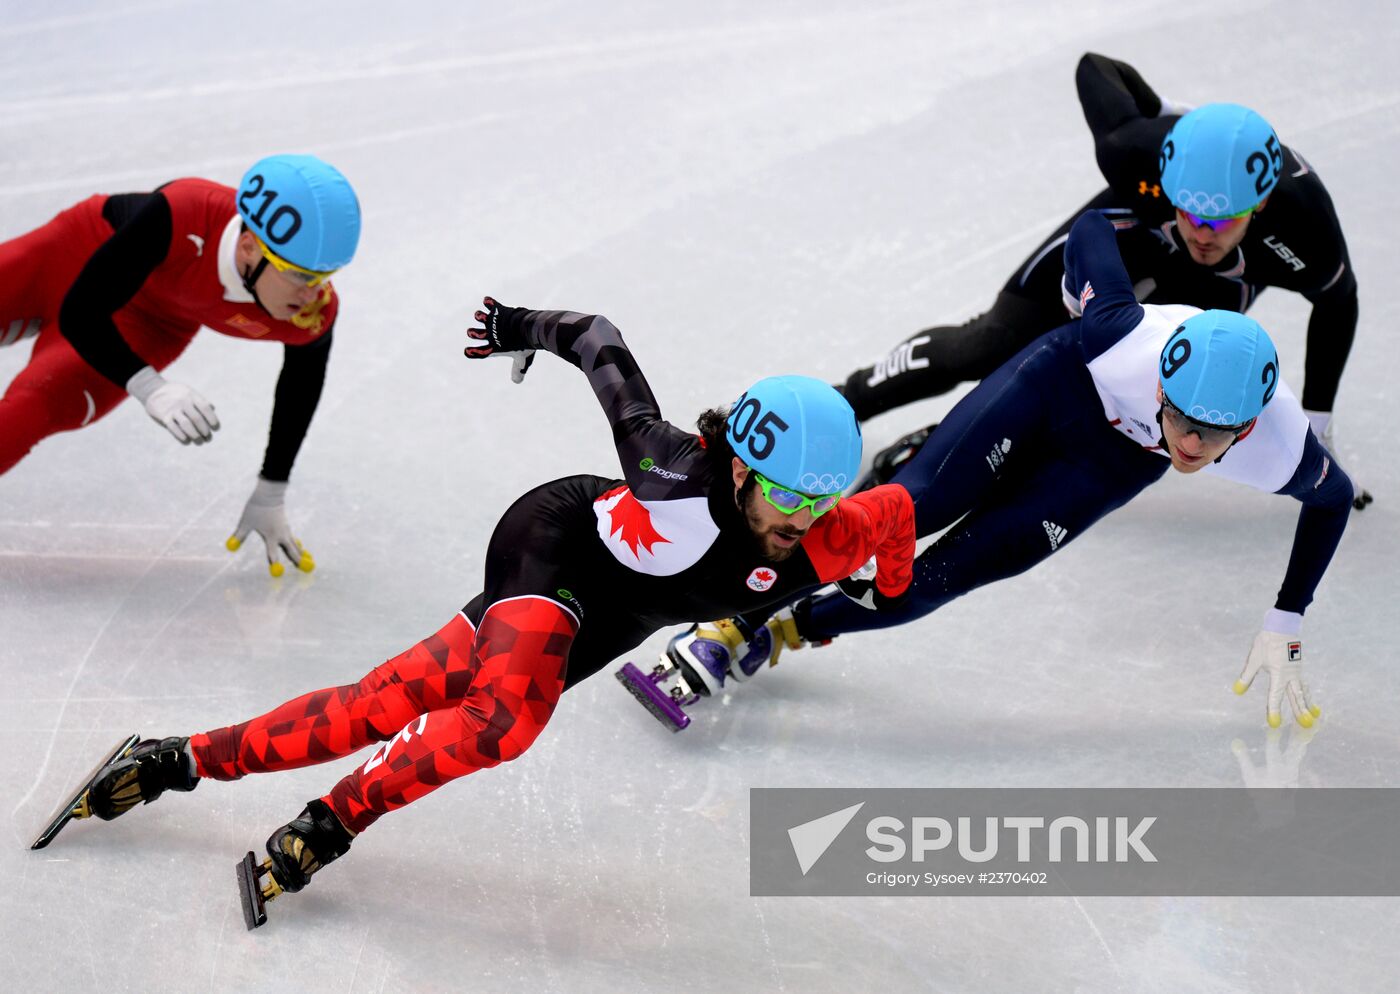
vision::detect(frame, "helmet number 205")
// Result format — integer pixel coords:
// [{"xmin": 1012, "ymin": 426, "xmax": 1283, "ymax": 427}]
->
[
  {"xmin": 238, "ymin": 173, "xmax": 303, "ymax": 246},
  {"xmin": 728, "ymin": 393, "xmax": 790, "ymax": 461}
]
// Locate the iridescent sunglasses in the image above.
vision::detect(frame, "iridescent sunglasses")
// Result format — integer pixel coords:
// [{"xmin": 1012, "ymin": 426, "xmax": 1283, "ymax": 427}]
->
[
  {"xmin": 1178, "ymin": 206, "xmax": 1254, "ymax": 232},
  {"xmin": 751, "ymin": 470, "xmax": 842, "ymax": 517},
  {"xmin": 256, "ymin": 237, "xmax": 337, "ymax": 288}
]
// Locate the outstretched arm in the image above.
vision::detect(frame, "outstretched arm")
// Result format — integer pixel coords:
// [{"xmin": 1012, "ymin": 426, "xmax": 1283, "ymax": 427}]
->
[
  {"xmin": 465, "ymin": 299, "xmax": 699, "ymax": 491},
  {"xmin": 1271, "ymin": 431, "xmax": 1353, "ymax": 616},
  {"xmin": 223, "ymin": 333, "xmax": 334, "ymax": 577},
  {"xmin": 261, "ymin": 333, "xmax": 332, "ymax": 483},
  {"xmin": 1233, "ymin": 431, "xmax": 1352, "ymax": 729}
]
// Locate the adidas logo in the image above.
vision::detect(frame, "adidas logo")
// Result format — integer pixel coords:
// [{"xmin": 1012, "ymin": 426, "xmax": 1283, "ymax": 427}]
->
[{"xmin": 1042, "ymin": 520, "xmax": 1068, "ymax": 551}]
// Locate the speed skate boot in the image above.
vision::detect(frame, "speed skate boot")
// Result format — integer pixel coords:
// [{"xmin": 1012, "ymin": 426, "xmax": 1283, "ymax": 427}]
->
[
  {"xmin": 853, "ymin": 422, "xmax": 938, "ymax": 492},
  {"xmin": 31, "ymin": 735, "xmax": 199, "ymax": 849},
  {"xmin": 87, "ymin": 735, "xmax": 200, "ymax": 819},
  {"xmin": 237, "ymin": 798, "xmax": 355, "ymax": 930},
  {"xmin": 617, "ymin": 611, "xmax": 812, "ymax": 732},
  {"xmin": 669, "ymin": 611, "xmax": 807, "ymax": 696}
]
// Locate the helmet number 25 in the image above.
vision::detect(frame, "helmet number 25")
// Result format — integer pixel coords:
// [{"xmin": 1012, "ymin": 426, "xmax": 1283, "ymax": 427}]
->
[
  {"xmin": 238, "ymin": 173, "xmax": 303, "ymax": 246},
  {"xmin": 1245, "ymin": 134, "xmax": 1283, "ymax": 198},
  {"xmin": 728, "ymin": 393, "xmax": 790, "ymax": 461}
]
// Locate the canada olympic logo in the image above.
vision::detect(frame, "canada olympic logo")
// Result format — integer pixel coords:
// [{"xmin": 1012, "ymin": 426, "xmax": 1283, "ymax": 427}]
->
[{"xmin": 747, "ymin": 567, "xmax": 778, "ymax": 592}]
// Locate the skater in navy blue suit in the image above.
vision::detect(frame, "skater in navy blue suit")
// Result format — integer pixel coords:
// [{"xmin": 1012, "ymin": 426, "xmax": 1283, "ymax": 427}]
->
[{"xmin": 663, "ymin": 210, "xmax": 1353, "ymax": 731}]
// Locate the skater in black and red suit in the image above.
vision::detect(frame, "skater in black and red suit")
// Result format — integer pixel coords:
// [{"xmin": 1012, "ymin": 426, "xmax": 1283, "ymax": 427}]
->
[
  {"xmin": 42, "ymin": 299, "xmax": 916, "ymax": 926},
  {"xmin": 0, "ymin": 154, "xmax": 361, "ymax": 573}
]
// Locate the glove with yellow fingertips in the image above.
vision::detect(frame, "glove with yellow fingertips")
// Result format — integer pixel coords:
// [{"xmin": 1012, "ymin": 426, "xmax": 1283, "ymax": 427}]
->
[
  {"xmin": 227, "ymin": 478, "xmax": 314, "ymax": 577},
  {"xmin": 1234, "ymin": 610, "xmax": 1320, "ymax": 729}
]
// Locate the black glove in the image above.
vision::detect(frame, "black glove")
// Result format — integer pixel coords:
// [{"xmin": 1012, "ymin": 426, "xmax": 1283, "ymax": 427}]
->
[{"xmin": 464, "ymin": 296, "xmax": 535, "ymax": 383}]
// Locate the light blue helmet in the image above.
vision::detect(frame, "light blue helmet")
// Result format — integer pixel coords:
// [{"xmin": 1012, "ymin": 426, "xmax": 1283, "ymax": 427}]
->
[
  {"xmin": 1159, "ymin": 103, "xmax": 1282, "ymax": 218},
  {"xmin": 237, "ymin": 155, "xmax": 361, "ymax": 272},
  {"xmin": 1160, "ymin": 310, "xmax": 1279, "ymax": 427},
  {"xmin": 726, "ymin": 375, "xmax": 861, "ymax": 494}
]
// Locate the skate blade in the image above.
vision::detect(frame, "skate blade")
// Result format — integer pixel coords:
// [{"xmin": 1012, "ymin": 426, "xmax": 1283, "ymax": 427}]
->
[
  {"xmin": 237, "ymin": 851, "xmax": 277, "ymax": 930},
  {"xmin": 30, "ymin": 733, "xmax": 141, "ymax": 850},
  {"xmin": 615, "ymin": 663, "xmax": 689, "ymax": 732}
]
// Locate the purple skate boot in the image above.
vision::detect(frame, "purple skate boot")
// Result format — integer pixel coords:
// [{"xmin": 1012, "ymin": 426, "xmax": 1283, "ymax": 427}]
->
[{"xmin": 616, "ymin": 612, "xmax": 805, "ymax": 731}]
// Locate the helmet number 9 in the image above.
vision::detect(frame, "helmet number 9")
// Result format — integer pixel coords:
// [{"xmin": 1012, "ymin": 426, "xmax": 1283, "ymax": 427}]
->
[
  {"xmin": 1161, "ymin": 330, "xmax": 1192, "ymax": 379},
  {"xmin": 728, "ymin": 395, "xmax": 791, "ymax": 461},
  {"xmin": 238, "ymin": 173, "xmax": 303, "ymax": 247},
  {"xmin": 1245, "ymin": 134, "xmax": 1283, "ymax": 197}
]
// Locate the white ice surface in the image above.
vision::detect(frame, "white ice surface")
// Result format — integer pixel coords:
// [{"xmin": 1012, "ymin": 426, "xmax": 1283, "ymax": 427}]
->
[{"xmin": 2, "ymin": 2, "xmax": 1398, "ymax": 992}]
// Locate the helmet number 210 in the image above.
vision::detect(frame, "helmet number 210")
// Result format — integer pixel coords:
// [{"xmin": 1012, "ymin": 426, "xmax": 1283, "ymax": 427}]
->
[
  {"xmin": 238, "ymin": 173, "xmax": 303, "ymax": 246},
  {"xmin": 728, "ymin": 394, "xmax": 791, "ymax": 461}
]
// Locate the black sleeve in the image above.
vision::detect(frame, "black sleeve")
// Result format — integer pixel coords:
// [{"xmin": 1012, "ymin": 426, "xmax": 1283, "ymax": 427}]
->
[
  {"xmin": 259, "ymin": 330, "xmax": 332, "ymax": 482},
  {"xmin": 57, "ymin": 192, "xmax": 173, "ymax": 387},
  {"xmin": 1300, "ymin": 263, "xmax": 1358, "ymax": 412},
  {"xmin": 517, "ymin": 309, "xmax": 705, "ymax": 497},
  {"xmin": 1075, "ymin": 53, "xmax": 1175, "ymax": 208},
  {"xmin": 1076, "ymin": 52, "xmax": 1163, "ymax": 135}
]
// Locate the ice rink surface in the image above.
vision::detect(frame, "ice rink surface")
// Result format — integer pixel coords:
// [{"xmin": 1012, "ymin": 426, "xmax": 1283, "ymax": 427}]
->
[{"xmin": 2, "ymin": 1, "xmax": 1398, "ymax": 991}]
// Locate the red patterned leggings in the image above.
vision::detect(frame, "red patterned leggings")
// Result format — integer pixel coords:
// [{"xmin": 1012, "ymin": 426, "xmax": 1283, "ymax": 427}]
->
[{"xmin": 189, "ymin": 596, "xmax": 577, "ymax": 833}]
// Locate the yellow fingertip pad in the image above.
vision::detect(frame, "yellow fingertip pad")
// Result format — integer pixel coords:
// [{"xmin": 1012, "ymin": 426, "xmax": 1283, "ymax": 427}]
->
[
  {"xmin": 1296, "ymin": 712, "xmax": 1315, "ymax": 729},
  {"xmin": 1267, "ymin": 712, "xmax": 1282, "ymax": 729},
  {"xmin": 226, "ymin": 536, "xmax": 242, "ymax": 552},
  {"xmin": 1232, "ymin": 680, "xmax": 1248, "ymax": 695},
  {"xmin": 269, "ymin": 562, "xmax": 286, "ymax": 578},
  {"xmin": 298, "ymin": 554, "xmax": 315, "ymax": 573},
  {"xmin": 1309, "ymin": 705, "xmax": 1321, "ymax": 717}
]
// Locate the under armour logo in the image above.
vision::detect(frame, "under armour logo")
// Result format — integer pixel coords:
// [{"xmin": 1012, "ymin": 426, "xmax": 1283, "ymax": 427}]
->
[{"xmin": 1138, "ymin": 181, "xmax": 1161, "ymax": 198}]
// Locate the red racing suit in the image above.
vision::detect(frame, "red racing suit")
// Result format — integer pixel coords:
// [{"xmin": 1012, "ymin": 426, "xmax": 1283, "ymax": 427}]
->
[{"xmin": 0, "ymin": 178, "xmax": 337, "ymax": 477}]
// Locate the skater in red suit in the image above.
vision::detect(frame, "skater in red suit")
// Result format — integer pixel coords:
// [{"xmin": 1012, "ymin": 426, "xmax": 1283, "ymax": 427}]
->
[
  {"xmin": 0, "ymin": 154, "xmax": 361, "ymax": 574},
  {"xmin": 39, "ymin": 299, "xmax": 917, "ymax": 928}
]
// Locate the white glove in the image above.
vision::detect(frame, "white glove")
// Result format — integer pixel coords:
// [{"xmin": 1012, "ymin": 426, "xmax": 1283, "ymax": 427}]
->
[
  {"xmin": 226, "ymin": 478, "xmax": 314, "ymax": 577},
  {"xmin": 836, "ymin": 556, "xmax": 880, "ymax": 609},
  {"xmin": 1157, "ymin": 96, "xmax": 1196, "ymax": 118},
  {"xmin": 506, "ymin": 350, "xmax": 536, "ymax": 384},
  {"xmin": 126, "ymin": 366, "xmax": 219, "ymax": 445},
  {"xmin": 1233, "ymin": 610, "xmax": 1319, "ymax": 728}
]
